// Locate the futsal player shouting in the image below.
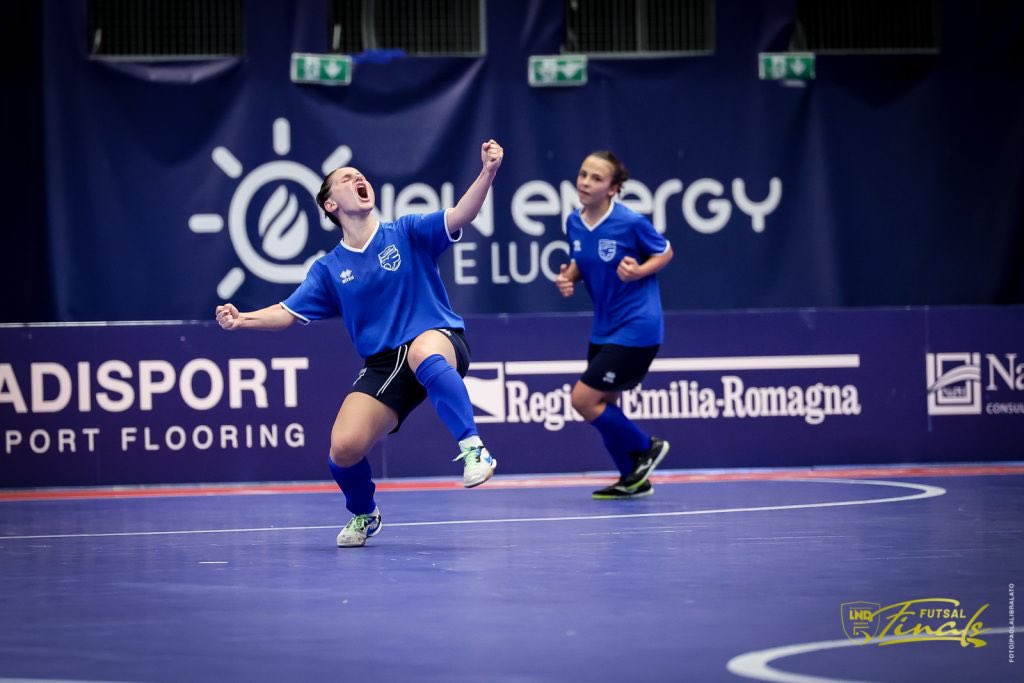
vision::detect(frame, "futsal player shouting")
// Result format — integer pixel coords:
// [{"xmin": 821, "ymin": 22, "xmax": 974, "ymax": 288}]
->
[
  {"xmin": 215, "ymin": 139, "xmax": 504, "ymax": 547},
  {"xmin": 555, "ymin": 150, "xmax": 674, "ymax": 499}
]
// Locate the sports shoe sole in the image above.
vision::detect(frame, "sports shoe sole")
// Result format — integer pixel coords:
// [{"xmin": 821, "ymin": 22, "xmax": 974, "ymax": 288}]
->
[
  {"xmin": 464, "ymin": 457, "xmax": 497, "ymax": 488},
  {"xmin": 337, "ymin": 537, "xmax": 364, "ymax": 548},
  {"xmin": 592, "ymin": 485, "xmax": 654, "ymax": 500}
]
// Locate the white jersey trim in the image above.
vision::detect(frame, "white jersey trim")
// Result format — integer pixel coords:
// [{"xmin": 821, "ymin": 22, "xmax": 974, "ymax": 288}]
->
[
  {"xmin": 338, "ymin": 220, "xmax": 382, "ymax": 254},
  {"xmin": 579, "ymin": 202, "xmax": 616, "ymax": 232},
  {"xmin": 443, "ymin": 209, "xmax": 463, "ymax": 243},
  {"xmin": 279, "ymin": 302, "xmax": 310, "ymax": 325}
]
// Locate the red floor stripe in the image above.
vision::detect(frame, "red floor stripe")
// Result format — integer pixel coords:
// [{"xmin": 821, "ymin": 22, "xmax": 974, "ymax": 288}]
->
[{"xmin": 2, "ymin": 463, "xmax": 1023, "ymax": 502}]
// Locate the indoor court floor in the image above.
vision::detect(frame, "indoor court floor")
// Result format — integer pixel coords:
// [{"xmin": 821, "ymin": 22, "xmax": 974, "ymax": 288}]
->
[{"xmin": 1, "ymin": 463, "xmax": 1021, "ymax": 682}]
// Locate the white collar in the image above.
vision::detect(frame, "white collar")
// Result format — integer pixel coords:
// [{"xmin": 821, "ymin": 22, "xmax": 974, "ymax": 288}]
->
[{"xmin": 579, "ymin": 201, "xmax": 615, "ymax": 231}]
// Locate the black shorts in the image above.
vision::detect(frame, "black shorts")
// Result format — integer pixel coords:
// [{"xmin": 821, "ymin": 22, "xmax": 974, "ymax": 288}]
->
[
  {"xmin": 580, "ymin": 342, "xmax": 660, "ymax": 393},
  {"xmin": 351, "ymin": 328, "xmax": 471, "ymax": 432}
]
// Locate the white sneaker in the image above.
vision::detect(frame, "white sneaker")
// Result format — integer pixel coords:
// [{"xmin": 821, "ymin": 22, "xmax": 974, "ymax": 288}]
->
[
  {"xmin": 454, "ymin": 442, "xmax": 497, "ymax": 488},
  {"xmin": 336, "ymin": 506, "xmax": 382, "ymax": 547}
]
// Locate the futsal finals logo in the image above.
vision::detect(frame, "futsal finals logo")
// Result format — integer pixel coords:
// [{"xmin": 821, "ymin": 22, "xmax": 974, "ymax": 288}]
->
[
  {"xmin": 187, "ymin": 117, "xmax": 352, "ymax": 298},
  {"xmin": 841, "ymin": 599, "xmax": 990, "ymax": 647}
]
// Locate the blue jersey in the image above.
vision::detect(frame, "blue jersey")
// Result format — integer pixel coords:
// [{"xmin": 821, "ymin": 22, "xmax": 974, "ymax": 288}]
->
[
  {"xmin": 567, "ymin": 202, "xmax": 670, "ymax": 346},
  {"xmin": 282, "ymin": 211, "xmax": 464, "ymax": 358}
]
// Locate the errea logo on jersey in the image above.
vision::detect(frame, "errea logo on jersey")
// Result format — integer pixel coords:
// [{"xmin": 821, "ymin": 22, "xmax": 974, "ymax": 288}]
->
[{"xmin": 340, "ymin": 269, "xmax": 354, "ymax": 284}]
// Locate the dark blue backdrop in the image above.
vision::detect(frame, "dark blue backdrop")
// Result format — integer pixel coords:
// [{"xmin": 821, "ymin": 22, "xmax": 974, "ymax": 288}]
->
[{"xmin": 9, "ymin": 0, "xmax": 1019, "ymax": 323}]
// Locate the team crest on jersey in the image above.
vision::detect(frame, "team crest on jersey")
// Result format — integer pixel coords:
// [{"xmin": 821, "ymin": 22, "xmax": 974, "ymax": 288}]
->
[
  {"xmin": 378, "ymin": 245, "xmax": 401, "ymax": 271},
  {"xmin": 598, "ymin": 239, "xmax": 617, "ymax": 262}
]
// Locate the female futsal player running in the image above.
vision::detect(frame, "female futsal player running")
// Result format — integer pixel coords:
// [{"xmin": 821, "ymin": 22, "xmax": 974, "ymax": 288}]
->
[
  {"xmin": 555, "ymin": 150, "xmax": 674, "ymax": 499},
  {"xmin": 215, "ymin": 139, "xmax": 504, "ymax": 547}
]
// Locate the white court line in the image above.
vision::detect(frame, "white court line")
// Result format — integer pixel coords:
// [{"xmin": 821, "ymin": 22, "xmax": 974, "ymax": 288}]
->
[
  {"xmin": 726, "ymin": 627, "xmax": 1011, "ymax": 683},
  {"xmin": 0, "ymin": 479, "xmax": 944, "ymax": 541}
]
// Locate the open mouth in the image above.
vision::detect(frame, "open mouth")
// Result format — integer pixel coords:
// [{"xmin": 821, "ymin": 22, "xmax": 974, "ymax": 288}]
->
[{"xmin": 355, "ymin": 183, "xmax": 369, "ymax": 200}]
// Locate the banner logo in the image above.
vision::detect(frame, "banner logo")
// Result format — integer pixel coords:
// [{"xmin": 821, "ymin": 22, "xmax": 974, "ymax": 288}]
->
[
  {"xmin": 1, "ymin": 357, "xmax": 311, "ymax": 457},
  {"xmin": 465, "ymin": 355, "xmax": 862, "ymax": 431},
  {"xmin": 926, "ymin": 352, "xmax": 982, "ymax": 415},
  {"xmin": 841, "ymin": 601, "xmax": 881, "ymax": 640},
  {"xmin": 187, "ymin": 118, "xmax": 784, "ymax": 296},
  {"xmin": 463, "ymin": 363, "xmax": 507, "ymax": 422},
  {"xmin": 841, "ymin": 598, "xmax": 990, "ymax": 647},
  {"xmin": 188, "ymin": 117, "xmax": 352, "ymax": 298}
]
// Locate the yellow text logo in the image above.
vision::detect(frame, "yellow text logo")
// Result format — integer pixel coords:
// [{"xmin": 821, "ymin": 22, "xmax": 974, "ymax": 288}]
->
[{"xmin": 841, "ymin": 598, "xmax": 990, "ymax": 648}]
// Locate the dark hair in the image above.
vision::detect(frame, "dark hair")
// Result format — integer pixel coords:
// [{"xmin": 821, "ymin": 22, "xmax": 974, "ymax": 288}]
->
[
  {"xmin": 588, "ymin": 150, "xmax": 629, "ymax": 191},
  {"xmin": 316, "ymin": 170, "xmax": 340, "ymax": 227}
]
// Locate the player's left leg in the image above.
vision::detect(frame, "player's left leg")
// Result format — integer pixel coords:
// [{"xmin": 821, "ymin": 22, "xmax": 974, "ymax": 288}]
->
[
  {"xmin": 572, "ymin": 382, "xmax": 645, "ymax": 477},
  {"xmin": 408, "ymin": 329, "xmax": 496, "ymax": 487}
]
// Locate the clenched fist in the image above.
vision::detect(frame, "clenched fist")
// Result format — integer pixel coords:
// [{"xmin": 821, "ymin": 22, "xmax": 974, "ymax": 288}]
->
[{"xmin": 215, "ymin": 303, "xmax": 241, "ymax": 330}]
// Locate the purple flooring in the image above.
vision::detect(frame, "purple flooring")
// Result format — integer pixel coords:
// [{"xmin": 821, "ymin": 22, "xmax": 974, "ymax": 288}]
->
[{"xmin": 0, "ymin": 470, "xmax": 1021, "ymax": 682}]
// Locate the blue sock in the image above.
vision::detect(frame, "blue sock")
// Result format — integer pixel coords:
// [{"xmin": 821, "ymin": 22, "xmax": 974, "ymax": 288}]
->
[
  {"xmin": 415, "ymin": 354, "xmax": 477, "ymax": 442},
  {"xmin": 590, "ymin": 403, "xmax": 651, "ymax": 476},
  {"xmin": 328, "ymin": 456, "xmax": 377, "ymax": 515}
]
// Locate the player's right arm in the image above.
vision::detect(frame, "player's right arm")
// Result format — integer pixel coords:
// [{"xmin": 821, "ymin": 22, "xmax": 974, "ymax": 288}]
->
[{"xmin": 215, "ymin": 303, "xmax": 297, "ymax": 331}]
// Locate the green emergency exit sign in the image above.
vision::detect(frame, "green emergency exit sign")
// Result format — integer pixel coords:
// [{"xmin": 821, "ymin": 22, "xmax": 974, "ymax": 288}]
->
[
  {"xmin": 291, "ymin": 53, "xmax": 352, "ymax": 86},
  {"xmin": 529, "ymin": 55, "xmax": 588, "ymax": 87},
  {"xmin": 758, "ymin": 52, "xmax": 815, "ymax": 80}
]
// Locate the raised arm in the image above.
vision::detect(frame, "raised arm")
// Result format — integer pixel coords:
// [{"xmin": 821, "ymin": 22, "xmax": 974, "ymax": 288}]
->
[
  {"xmin": 446, "ymin": 139, "xmax": 504, "ymax": 234},
  {"xmin": 215, "ymin": 303, "xmax": 298, "ymax": 331}
]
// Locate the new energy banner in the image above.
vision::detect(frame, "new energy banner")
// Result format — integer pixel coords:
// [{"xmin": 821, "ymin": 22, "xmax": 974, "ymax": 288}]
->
[{"xmin": 39, "ymin": 1, "xmax": 1024, "ymax": 322}]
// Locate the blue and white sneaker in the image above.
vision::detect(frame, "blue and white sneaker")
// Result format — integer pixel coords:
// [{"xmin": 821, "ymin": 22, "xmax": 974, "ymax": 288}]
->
[
  {"xmin": 336, "ymin": 506, "xmax": 382, "ymax": 547},
  {"xmin": 454, "ymin": 438, "xmax": 497, "ymax": 488}
]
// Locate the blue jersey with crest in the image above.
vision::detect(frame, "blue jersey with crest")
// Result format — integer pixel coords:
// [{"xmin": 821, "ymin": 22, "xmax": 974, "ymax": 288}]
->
[
  {"xmin": 567, "ymin": 201, "xmax": 670, "ymax": 346},
  {"xmin": 282, "ymin": 211, "xmax": 463, "ymax": 358}
]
